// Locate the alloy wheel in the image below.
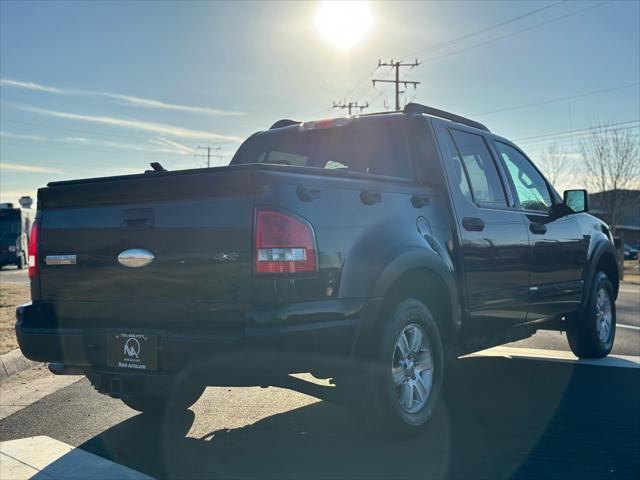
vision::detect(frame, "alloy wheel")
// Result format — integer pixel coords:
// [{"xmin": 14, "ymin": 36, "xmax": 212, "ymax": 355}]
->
[{"xmin": 391, "ymin": 323, "xmax": 434, "ymax": 414}]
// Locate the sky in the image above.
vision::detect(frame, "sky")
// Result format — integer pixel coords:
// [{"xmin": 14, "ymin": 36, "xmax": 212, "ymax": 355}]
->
[{"xmin": 1, "ymin": 0, "xmax": 639, "ymax": 203}]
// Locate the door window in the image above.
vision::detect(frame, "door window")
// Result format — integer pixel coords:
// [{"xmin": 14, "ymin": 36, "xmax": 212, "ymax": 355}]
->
[
  {"xmin": 439, "ymin": 131, "xmax": 473, "ymax": 202},
  {"xmin": 495, "ymin": 142, "xmax": 553, "ymax": 213},
  {"xmin": 449, "ymin": 130, "xmax": 507, "ymax": 207}
]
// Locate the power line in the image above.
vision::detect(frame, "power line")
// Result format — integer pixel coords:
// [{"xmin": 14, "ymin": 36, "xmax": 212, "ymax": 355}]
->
[
  {"xmin": 344, "ymin": 1, "xmax": 566, "ymax": 112},
  {"xmin": 513, "ymin": 123, "xmax": 640, "ymax": 152},
  {"xmin": 417, "ymin": 1, "xmax": 609, "ymax": 66},
  {"xmin": 303, "ymin": 1, "xmax": 596, "ymax": 119},
  {"xmin": 363, "ymin": 89, "xmax": 387, "ymax": 109},
  {"xmin": 332, "ymin": 100, "xmax": 369, "ymax": 115},
  {"xmin": 310, "ymin": 1, "xmax": 564, "ymax": 117},
  {"xmin": 372, "ymin": 60, "xmax": 420, "ymax": 111},
  {"xmin": 513, "ymin": 119, "xmax": 640, "ymax": 143},
  {"xmin": 357, "ymin": 0, "xmax": 608, "ymax": 113},
  {"xmin": 399, "ymin": 0, "xmax": 565, "ymax": 62},
  {"xmin": 471, "ymin": 82, "xmax": 640, "ymax": 116},
  {"xmin": 342, "ymin": 66, "xmax": 380, "ymax": 103},
  {"xmin": 523, "ymin": 133, "xmax": 640, "ymax": 152}
]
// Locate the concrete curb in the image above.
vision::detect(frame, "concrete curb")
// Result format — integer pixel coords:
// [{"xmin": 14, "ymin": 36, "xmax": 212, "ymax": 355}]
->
[{"xmin": 0, "ymin": 349, "xmax": 39, "ymax": 379}]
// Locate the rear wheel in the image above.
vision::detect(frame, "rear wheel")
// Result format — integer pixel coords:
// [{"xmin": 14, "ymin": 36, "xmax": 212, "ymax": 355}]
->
[
  {"xmin": 16, "ymin": 254, "xmax": 25, "ymax": 270},
  {"xmin": 566, "ymin": 272, "xmax": 616, "ymax": 359},
  {"xmin": 120, "ymin": 385, "xmax": 205, "ymax": 414},
  {"xmin": 351, "ymin": 298, "xmax": 444, "ymax": 433}
]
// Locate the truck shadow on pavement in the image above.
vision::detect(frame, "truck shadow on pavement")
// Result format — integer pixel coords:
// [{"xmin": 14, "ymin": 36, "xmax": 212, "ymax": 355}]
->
[{"xmin": 79, "ymin": 357, "xmax": 640, "ymax": 480}]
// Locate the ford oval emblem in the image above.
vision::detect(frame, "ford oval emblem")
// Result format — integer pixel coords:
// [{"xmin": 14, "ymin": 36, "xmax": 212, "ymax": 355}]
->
[{"xmin": 117, "ymin": 248, "xmax": 155, "ymax": 268}]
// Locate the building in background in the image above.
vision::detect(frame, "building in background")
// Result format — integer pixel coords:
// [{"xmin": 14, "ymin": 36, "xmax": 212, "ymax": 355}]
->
[{"xmin": 589, "ymin": 189, "xmax": 640, "ymax": 247}]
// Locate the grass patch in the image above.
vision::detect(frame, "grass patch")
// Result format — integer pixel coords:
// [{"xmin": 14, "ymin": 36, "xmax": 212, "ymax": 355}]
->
[{"xmin": 623, "ymin": 260, "xmax": 640, "ymax": 285}]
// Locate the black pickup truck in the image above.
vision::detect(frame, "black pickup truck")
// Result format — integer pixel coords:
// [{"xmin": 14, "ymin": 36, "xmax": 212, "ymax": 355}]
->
[{"xmin": 16, "ymin": 103, "xmax": 619, "ymax": 432}]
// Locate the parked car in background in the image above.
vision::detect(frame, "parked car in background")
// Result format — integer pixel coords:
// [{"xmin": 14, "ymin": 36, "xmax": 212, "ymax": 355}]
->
[
  {"xmin": 16, "ymin": 103, "xmax": 619, "ymax": 433},
  {"xmin": 624, "ymin": 244, "xmax": 639, "ymax": 260}
]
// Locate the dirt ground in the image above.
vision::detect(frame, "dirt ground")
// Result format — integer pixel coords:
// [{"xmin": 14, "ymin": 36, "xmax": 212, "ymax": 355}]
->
[
  {"xmin": 623, "ymin": 260, "xmax": 640, "ymax": 285},
  {"xmin": 0, "ymin": 283, "xmax": 30, "ymax": 354}
]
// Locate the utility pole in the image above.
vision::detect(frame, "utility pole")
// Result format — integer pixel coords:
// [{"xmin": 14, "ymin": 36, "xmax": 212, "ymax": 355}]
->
[
  {"xmin": 372, "ymin": 59, "xmax": 420, "ymax": 111},
  {"xmin": 332, "ymin": 100, "xmax": 369, "ymax": 116},
  {"xmin": 195, "ymin": 145, "xmax": 222, "ymax": 168}
]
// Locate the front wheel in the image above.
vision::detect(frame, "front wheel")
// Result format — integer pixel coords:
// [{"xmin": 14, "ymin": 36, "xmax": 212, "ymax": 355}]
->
[
  {"xmin": 352, "ymin": 298, "xmax": 444, "ymax": 433},
  {"xmin": 566, "ymin": 272, "xmax": 616, "ymax": 359}
]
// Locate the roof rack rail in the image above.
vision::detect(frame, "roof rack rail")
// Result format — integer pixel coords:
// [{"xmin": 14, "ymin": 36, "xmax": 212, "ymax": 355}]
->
[
  {"xmin": 270, "ymin": 119, "xmax": 301, "ymax": 130},
  {"xmin": 403, "ymin": 102, "xmax": 489, "ymax": 132}
]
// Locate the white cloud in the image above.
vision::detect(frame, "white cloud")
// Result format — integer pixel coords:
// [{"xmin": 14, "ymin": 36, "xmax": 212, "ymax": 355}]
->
[
  {"xmin": 1, "ymin": 162, "xmax": 63, "ymax": 174},
  {"xmin": 107, "ymin": 93, "xmax": 243, "ymax": 116},
  {"xmin": 60, "ymin": 136, "xmax": 191, "ymax": 155},
  {"xmin": 148, "ymin": 137, "xmax": 194, "ymax": 154},
  {"xmin": 1, "ymin": 129, "xmax": 193, "ymax": 156},
  {"xmin": 17, "ymin": 104, "xmax": 243, "ymax": 142},
  {"xmin": 0, "ymin": 131, "xmax": 47, "ymax": 141},
  {"xmin": 0, "ymin": 79, "xmax": 67, "ymax": 94},
  {"xmin": 1, "ymin": 78, "xmax": 243, "ymax": 116}
]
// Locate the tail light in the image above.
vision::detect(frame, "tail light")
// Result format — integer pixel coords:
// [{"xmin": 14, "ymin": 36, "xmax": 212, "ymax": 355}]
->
[
  {"xmin": 255, "ymin": 209, "xmax": 317, "ymax": 274},
  {"xmin": 28, "ymin": 220, "xmax": 40, "ymax": 279}
]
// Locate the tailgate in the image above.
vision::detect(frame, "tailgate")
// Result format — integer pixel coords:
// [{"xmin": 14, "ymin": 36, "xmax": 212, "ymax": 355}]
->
[{"xmin": 37, "ymin": 168, "xmax": 256, "ymax": 312}]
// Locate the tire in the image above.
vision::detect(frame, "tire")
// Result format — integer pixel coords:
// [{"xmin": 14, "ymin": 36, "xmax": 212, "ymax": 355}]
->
[
  {"xmin": 16, "ymin": 254, "xmax": 25, "ymax": 270},
  {"xmin": 566, "ymin": 271, "xmax": 616, "ymax": 359},
  {"xmin": 351, "ymin": 298, "xmax": 444, "ymax": 433},
  {"xmin": 120, "ymin": 385, "xmax": 205, "ymax": 414}
]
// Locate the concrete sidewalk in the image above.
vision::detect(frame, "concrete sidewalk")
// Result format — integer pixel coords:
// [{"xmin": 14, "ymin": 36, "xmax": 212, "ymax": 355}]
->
[{"xmin": 0, "ymin": 436, "xmax": 153, "ymax": 479}]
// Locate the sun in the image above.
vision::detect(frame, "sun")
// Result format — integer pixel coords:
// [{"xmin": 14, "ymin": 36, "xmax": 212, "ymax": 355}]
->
[{"xmin": 315, "ymin": 1, "xmax": 373, "ymax": 50}]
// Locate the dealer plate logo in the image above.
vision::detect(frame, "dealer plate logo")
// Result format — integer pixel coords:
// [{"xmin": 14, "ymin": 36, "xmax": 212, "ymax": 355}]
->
[{"xmin": 123, "ymin": 337, "xmax": 141, "ymax": 359}]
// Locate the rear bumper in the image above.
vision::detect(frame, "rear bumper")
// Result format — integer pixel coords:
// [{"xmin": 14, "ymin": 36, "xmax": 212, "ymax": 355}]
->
[{"xmin": 15, "ymin": 298, "xmax": 381, "ymax": 379}]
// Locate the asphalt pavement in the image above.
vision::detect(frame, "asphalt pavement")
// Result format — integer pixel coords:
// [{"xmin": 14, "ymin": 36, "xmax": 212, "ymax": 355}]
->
[
  {"xmin": 510, "ymin": 284, "xmax": 640, "ymax": 357},
  {"xmin": 0, "ymin": 270, "xmax": 638, "ymax": 479},
  {"xmin": 1, "ymin": 354, "xmax": 638, "ymax": 479}
]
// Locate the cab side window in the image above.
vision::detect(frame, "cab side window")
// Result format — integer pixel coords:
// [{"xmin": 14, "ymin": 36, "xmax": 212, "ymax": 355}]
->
[
  {"xmin": 449, "ymin": 129, "xmax": 507, "ymax": 207},
  {"xmin": 439, "ymin": 130, "xmax": 473, "ymax": 202},
  {"xmin": 495, "ymin": 142, "xmax": 553, "ymax": 213}
]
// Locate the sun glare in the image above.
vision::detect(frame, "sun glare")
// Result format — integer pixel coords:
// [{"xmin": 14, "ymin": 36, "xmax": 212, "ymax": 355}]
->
[{"xmin": 315, "ymin": 1, "xmax": 373, "ymax": 50}]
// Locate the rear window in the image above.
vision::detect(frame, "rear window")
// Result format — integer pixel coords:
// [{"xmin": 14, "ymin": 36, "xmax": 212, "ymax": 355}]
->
[{"xmin": 231, "ymin": 120, "xmax": 412, "ymax": 179}]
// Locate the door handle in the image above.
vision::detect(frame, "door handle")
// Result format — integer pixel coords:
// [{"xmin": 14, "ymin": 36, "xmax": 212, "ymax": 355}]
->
[
  {"xmin": 360, "ymin": 190, "xmax": 381, "ymax": 205},
  {"xmin": 529, "ymin": 222, "xmax": 547, "ymax": 235},
  {"xmin": 462, "ymin": 217, "xmax": 485, "ymax": 232},
  {"xmin": 411, "ymin": 194, "xmax": 431, "ymax": 208}
]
